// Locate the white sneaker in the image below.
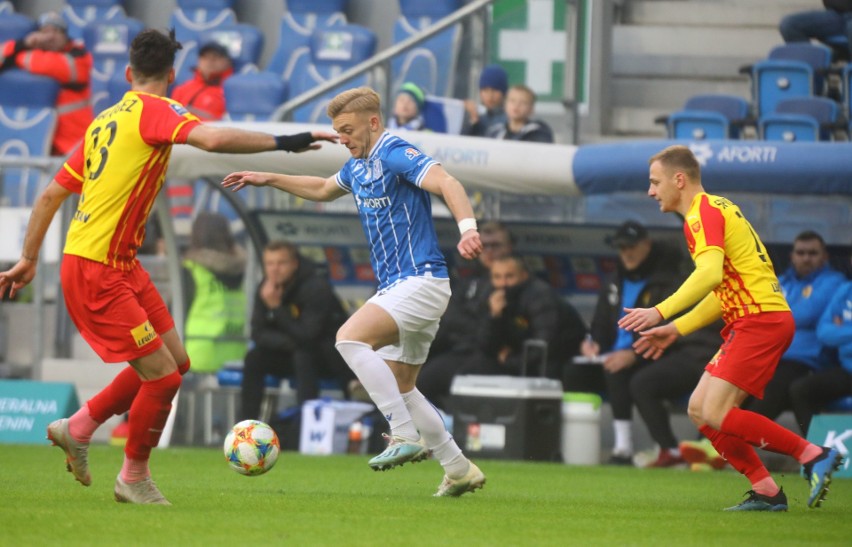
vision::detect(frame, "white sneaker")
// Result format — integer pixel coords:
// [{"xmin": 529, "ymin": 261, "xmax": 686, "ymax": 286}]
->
[
  {"xmin": 434, "ymin": 461, "xmax": 486, "ymax": 497},
  {"xmin": 46, "ymin": 418, "xmax": 91, "ymax": 486},
  {"xmin": 368, "ymin": 433, "xmax": 429, "ymax": 471},
  {"xmin": 114, "ymin": 475, "xmax": 171, "ymax": 505}
]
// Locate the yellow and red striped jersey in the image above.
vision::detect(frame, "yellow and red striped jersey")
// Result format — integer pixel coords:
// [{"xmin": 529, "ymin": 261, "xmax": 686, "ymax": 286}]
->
[
  {"xmin": 55, "ymin": 91, "xmax": 200, "ymax": 270},
  {"xmin": 683, "ymin": 193, "xmax": 789, "ymax": 323}
]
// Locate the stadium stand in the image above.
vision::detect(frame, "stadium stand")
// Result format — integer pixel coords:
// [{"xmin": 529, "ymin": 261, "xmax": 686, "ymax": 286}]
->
[
  {"xmin": 224, "ymin": 71, "xmax": 288, "ymax": 121},
  {"xmin": 391, "ymin": 0, "xmax": 462, "ymax": 97},
  {"xmin": 170, "ymin": 0, "xmax": 237, "ymax": 84},
  {"xmin": 422, "ymin": 94, "xmax": 466, "ymax": 134},
  {"xmin": 759, "ymin": 96, "xmax": 841, "ymax": 142},
  {"xmin": 61, "ymin": 0, "xmax": 126, "ymax": 42},
  {"xmin": 659, "ymin": 94, "xmax": 751, "ymax": 140},
  {"xmin": 742, "ymin": 42, "xmax": 834, "ymax": 118},
  {"xmin": 266, "ymin": 0, "xmax": 348, "ymax": 83},
  {"xmin": 83, "ymin": 16, "xmax": 144, "ymax": 115},
  {"xmin": 0, "ymin": 5, "xmax": 35, "ymax": 43},
  {"xmin": 0, "ymin": 70, "xmax": 59, "ymax": 207},
  {"xmin": 289, "ymin": 24, "xmax": 377, "ymax": 123},
  {"xmin": 198, "ymin": 22, "xmax": 263, "ymax": 72}
]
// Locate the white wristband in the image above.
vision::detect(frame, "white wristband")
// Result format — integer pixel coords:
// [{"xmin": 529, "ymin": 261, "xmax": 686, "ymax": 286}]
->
[{"xmin": 458, "ymin": 218, "xmax": 477, "ymax": 234}]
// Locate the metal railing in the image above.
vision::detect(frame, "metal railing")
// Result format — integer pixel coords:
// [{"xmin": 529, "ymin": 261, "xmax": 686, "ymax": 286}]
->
[{"xmin": 271, "ymin": 0, "xmax": 496, "ymax": 122}]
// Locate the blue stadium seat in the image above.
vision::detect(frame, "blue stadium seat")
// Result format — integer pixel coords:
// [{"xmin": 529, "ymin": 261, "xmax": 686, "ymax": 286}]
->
[
  {"xmin": 0, "ymin": 2, "xmax": 13, "ymax": 15},
  {"xmin": 289, "ymin": 24, "xmax": 377, "ymax": 123},
  {"xmin": 171, "ymin": 0, "xmax": 236, "ymax": 44},
  {"xmin": 759, "ymin": 96, "xmax": 839, "ymax": 142},
  {"xmin": 83, "ymin": 16, "xmax": 143, "ymax": 72},
  {"xmin": 198, "ymin": 22, "xmax": 264, "ymax": 72},
  {"xmin": 224, "ymin": 72, "xmax": 288, "ymax": 121},
  {"xmin": 83, "ymin": 17, "xmax": 144, "ymax": 115},
  {"xmin": 170, "ymin": 0, "xmax": 237, "ymax": 84},
  {"xmin": 422, "ymin": 94, "xmax": 465, "ymax": 134},
  {"xmin": 61, "ymin": 0, "xmax": 126, "ymax": 42},
  {"xmin": 665, "ymin": 94, "xmax": 750, "ymax": 140},
  {"xmin": 266, "ymin": 0, "xmax": 347, "ymax": 82},
  {"xmin": 391, "ymin": 0, "xmax": 461, "ymax": 97},
  {"xmin": 0, "ymin": 70, "xmax": 59, "ymax": 206},
  {"xmin": 747, "ymin": 43, "xmax": 833, "ymax": 118},
  {"xmin": 0, "ymin": 9, "xmax": 35, "ymax": 43}
]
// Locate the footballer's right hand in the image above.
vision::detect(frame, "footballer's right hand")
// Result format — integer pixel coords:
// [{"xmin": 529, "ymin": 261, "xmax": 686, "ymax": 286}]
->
[
  {"xmin": 0, "ymin": 258, "xmax": 37, "ymax": 300},
  {"xmin": 222, "ymin": 171, "xmax": 270, "ymax": 192}
]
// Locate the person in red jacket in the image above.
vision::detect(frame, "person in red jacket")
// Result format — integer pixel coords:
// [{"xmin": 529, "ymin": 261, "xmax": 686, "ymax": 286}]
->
[
  {"xmin": 170, "ymin": 41, "xmax": 233, "ymax": 121},
  {"xmin": 0, "ymin": 11, "xmax": 93, "ymax": 155}
]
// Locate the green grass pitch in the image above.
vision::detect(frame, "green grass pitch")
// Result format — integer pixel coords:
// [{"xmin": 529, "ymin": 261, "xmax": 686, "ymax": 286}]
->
[{"xmin": 0, "ymin": 444, "xmax": 850, "ymax": 546}]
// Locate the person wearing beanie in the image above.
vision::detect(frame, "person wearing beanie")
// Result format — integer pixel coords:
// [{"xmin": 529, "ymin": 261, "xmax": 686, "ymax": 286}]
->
[
  {"xmin": 486, "ymin": 84, "xmax": 554, "ymax": 143},
  {"xmin": 463, "ymin": 64, "xmax": 508, "ymax": 137},
  {"xmin": 0, "ymin": 10, "xmax": 93, "ymax": 155},
  {"xmin": 387, "ymin": 81, "xmax": 427, "ymax": 131}
]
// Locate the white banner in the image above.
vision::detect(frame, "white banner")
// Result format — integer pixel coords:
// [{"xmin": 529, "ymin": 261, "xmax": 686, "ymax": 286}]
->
[
  {"xmin": 167, "ymin": 122, "xmax": 579, "ymax": 196},
  {"xmin": 0, "ymin": 207, "xmax": 62, "ymax": 263}
]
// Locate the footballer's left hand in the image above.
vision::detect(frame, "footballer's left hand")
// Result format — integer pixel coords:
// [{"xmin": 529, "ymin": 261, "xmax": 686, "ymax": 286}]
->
[
  {"xmin": 457, "ymin": 229, "xmax": 482, "ymax": 260},
  {"xmin": 618, "ymin": 306, "xmax": 663, "ymax": 332}
]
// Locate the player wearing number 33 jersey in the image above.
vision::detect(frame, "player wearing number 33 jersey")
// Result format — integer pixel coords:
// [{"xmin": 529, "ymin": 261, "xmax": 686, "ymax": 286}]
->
[
  {"xmin": 57, "ymin": 93, "xmax": 200, "ymax": 270},
  {"xmin": 0, "ymin": 29, "xmax": 339, "ymax": 506}
]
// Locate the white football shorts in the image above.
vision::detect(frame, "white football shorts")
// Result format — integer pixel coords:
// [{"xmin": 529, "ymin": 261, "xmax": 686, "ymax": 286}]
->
[{"xmin": 367, "ymin": 275, "xmax": 451, "ymax": 365}]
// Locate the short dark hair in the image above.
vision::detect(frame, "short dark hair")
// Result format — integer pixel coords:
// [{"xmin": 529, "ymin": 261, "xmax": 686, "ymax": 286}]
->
[
  {"xmin": 189, "ymin": 212, "xmax": 234, "ymax": 253},
  {"xmin": 480, "ymin": 221, "xmax": 516, "ymax": 246},
  {"xmin": 794, "ymin": 230, "xmax": 826, "ymax": 248},
  {"xmin": 129, "ymin": 29, "xmax": 182, "ymax": 81},
  {"xmin": 264, "ymin": 240, "xmax": 298, "ymax": 259},
  {"xmin": 493, "ymin": 254, "xmax": 528, "ymax": 273}
]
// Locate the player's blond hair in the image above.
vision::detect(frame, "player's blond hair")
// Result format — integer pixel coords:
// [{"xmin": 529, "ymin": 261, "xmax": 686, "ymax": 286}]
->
[
  {"xmin": 649, "ymin": 145, "xmax": 700, "ymax": 182},
  {"xmin": 327, "ymin": 87, "xmax": 382, "ymax": 119}
]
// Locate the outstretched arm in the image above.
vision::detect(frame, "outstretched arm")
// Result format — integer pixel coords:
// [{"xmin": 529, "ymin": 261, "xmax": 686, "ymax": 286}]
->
[
  {"xmin": 187, "ymin": 126, "xmax": 338, "ymax": 154},
  {"xmin": 0, "ymin": 180, "xmax": 71, "ymax": 299},
  {"xmin": 221, "ymin": 171, "xmax": 347, "ymax": 202},
  {"xmin": 619, "ymin": 247, "xmax": 724, "ymax": 332},
  {"xmin": 420, "ymin": 164, "xmax": 482, "ymax": 260}
]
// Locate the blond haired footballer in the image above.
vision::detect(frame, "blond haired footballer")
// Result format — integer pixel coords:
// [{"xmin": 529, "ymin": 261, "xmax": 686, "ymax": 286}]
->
[
  {"xmin": 222, "ymin": 87, "xmax": 486, "ymax": 497},
  {"xmin": 618, "ymin": 145, "xmax": 843, "ymax": 511}
]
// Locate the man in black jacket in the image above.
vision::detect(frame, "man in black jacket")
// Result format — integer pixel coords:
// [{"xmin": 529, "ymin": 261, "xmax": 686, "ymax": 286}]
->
[
  {"xmin": 581, "ymin": 221, "xmax": 720, "ymax": 467},
  {"xmin": 780, "ymin": 1, "xmax": 852, "ymax": 60},
  {"xmin": 239, "ymin": 240, "xmax": 352, "ymax": 420}
]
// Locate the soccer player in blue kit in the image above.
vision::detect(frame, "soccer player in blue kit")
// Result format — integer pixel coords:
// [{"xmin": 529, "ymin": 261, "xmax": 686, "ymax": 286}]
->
[{"xmin": 222, "ymin": 87, "xmax": 486, "ymax": 497}]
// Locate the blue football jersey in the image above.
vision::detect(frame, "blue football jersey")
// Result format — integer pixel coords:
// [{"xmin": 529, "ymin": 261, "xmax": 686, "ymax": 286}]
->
[{"xmin": 335, "ymin": 131, "xmax": 449, "ymax": 290}]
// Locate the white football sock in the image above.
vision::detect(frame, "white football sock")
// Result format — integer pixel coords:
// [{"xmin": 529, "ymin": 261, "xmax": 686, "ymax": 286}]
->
[
  {"xmin": 613, "ymin": 420, "xmax": 633, "ymax": 456},
  {"xmin": 335, "ymin": 340, "xmax": 418, "ymax": 441},
  {"xmin": 401, "ymin": 388, "xmax": 467, "ymax": 478}
]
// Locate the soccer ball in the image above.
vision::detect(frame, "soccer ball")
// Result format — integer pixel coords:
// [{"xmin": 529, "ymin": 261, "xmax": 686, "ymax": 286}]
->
[{"xmin": 223, "ymin": 420, "xmax": 280, "ymax": 476}]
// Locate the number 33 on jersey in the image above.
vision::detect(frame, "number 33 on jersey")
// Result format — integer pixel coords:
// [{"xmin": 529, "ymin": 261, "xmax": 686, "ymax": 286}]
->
[{"xmin": 55, "ymin": 92, "xmax": 201, "ymax": 270}]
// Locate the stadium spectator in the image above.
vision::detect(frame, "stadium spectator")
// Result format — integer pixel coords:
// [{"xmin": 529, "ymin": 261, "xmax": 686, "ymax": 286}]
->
[
  {"xmin": 221, "ymin": 86, "xmax": 487, "ymax": 497},
  {"xmin": 417, "ymin": 221, "xmax": 515, "ymax": 406},
  {"xmin": 386, "ymin": 82, "xmax": 426, "ymax": 131},
  {"xmin": 182, "ymin": 212, "xmax": 248, "ymax": 375},
  {"xmin": 789, "ymin": 261, "xmax": 852, "ymax": 435},
  {"xmin": 462, "ymin": 64, "xmax": 508, "ymax": 137},
  {"xmin": 779, "ymin": 1, "xmax": 852, "ymax": 60},
  {"xmin": 486, "ymin": 84, "xmax": 554, "ymax": 143},
  {"xmin": 239, "ymin": 240, "xmax": 353, "ymax": 420},
  {"xmin": 0, "ymin": 29, "xmax": 338, "ymax": 505},
  {"xmin": 170, "ymin": 41, "xmax": 233, "ymax": 121},
  {"xmin": 743, "ymin": 231, "xmax": 846, "ymax": 433},
  {"xmin": 621, "ymin": 144, "xmax": 843, "ymax": 512},
  {"xmin": 0, "ymin": 11, "xmax": 93, "ymax": 155},
  {"xmin": 582, "ymin": 221, "xmax": 720, "ymax": 467}
]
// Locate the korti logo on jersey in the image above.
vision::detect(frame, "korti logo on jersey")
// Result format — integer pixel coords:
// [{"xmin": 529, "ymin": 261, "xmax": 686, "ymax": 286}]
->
[
  {"xmin": 404, "ymin": 147, "xmax": 421, "ymax": 160},
  {"xmin": 130, "ymin": 320, "xmax": 158, "ymax": 348}
]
